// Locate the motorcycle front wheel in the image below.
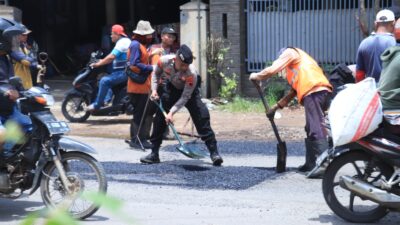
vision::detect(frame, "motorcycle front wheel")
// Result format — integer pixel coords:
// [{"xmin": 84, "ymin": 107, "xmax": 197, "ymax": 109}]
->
[
  {"xmin": 322, "ymin": 151, "xmax": 392, "ymax": 223},
  {"xmin": 61, "ymin": 94, "xmax": 90, "ymax": 122},
  {"xmin": 40, "ymin": 152, "xmax": 108, "ymax": 219}
]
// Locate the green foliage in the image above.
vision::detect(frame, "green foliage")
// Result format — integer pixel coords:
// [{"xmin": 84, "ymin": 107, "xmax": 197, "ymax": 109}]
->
[
  {"xmin": 205, "ymin": 35, "xmax": 230, "ymax": 79},
  {"xmin": 263, "ymin": 77, "xmax": 290, "ymax": 106},
  {"xmin": 205, "ymin": 35, "xmax": 238, "ymax": 99},
  {"xmin": 1, "ymin": 121, "xmax": 25, "ymax": 144},
  {"xmin": 219, "ymin": 97, "xmax": 265, "ymax": 113},
  {"xmin": 219, "ymin": 73, "xmax": 238, "ymax": 100},
  {"xmin": 320, "ymin": 63, "xmax": 336, "ymax": 75}
]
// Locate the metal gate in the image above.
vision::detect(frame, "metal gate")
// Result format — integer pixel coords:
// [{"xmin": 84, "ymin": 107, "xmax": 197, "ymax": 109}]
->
[{"xmin": 246, "ymin": 0, "xmax": 393, "ymax": 72}]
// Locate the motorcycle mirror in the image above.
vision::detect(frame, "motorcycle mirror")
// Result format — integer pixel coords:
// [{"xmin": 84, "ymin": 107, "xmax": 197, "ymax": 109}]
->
[{"xmin": 38, "ymin": 52, "xmax": 48, "ymax": 63}]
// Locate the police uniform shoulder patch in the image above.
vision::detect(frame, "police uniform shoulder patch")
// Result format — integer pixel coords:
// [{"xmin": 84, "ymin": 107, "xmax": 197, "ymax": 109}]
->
[{"xmin": 186, "ymin": 75, "xmax": 194, "ymax": 87}]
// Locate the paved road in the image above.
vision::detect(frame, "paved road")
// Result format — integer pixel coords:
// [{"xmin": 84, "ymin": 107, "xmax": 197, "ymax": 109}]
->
[{"xmin": 0, "ymin": 136, "xmax": 399, "ymax": 225}]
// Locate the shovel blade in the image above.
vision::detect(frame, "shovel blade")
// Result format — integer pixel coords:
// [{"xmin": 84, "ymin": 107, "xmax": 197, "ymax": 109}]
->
[
  {"xmin": 176, "ymin": 145, "xmax": 208, "ymax": 159},
  {"xmin": 276, "ymin": 141, "xmax": 287, "ymax": 173}
]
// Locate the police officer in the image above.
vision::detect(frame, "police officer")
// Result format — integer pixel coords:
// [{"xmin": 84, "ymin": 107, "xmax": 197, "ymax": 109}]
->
[{"xmin": 140, "ymin": 44, "xmax": 223, "ymax": 166}]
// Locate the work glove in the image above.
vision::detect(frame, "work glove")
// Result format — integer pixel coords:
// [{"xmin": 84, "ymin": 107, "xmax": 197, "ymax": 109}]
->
[
  {"xmin": 249, "ymin": 72, "xmax": 259, "ymax": 81},
  {"xmin": 266, "ymin": 104, "xmax": 280, "ymax": 120}
]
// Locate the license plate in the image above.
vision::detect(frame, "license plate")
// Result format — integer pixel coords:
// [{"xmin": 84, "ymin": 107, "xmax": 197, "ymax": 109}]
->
[{"xmin": 45, "ymin": 121, "xmax": 70, "ymax": 134}]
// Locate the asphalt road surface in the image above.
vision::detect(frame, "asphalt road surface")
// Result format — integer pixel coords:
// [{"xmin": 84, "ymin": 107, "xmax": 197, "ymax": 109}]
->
[{"xmin": 0, "ymin": 136, "xmax": 400, "ymax": 225}]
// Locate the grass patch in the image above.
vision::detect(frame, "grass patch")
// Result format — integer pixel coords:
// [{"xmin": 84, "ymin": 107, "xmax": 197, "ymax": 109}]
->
[{"xmin": 218, "ymin": 97, "xmax": 265, "ymax": 113}]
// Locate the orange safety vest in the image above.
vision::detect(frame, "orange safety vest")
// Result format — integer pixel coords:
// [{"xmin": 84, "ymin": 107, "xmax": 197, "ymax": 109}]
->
[
  {"xmin": 127, "ymin": 42, "xmax": 151, "ymax": 94},
  {"xmin": 285, "ymin": 48, "xmax": 332, "ymax": 103}
]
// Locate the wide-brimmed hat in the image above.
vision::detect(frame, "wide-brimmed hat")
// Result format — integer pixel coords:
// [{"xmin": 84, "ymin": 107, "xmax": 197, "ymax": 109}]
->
[{"xmin": 132, "ymin": 20, "xmax": 155, "ymax": 36}]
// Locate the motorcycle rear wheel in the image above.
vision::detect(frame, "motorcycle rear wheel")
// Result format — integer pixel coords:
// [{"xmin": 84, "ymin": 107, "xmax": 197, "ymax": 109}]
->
[
  {"xmin": 40, "ymin": 152, "xmax": 107, "ymax": 219},
  {"xmin": 322, "ymin": 151, "xmax": 392, "ymax": 223},
  {"xmin": 61, "ymin": 95, "xmax": 90, "ymax": 122}
]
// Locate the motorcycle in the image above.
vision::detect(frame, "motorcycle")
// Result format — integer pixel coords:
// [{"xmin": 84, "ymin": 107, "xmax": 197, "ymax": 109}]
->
[
  {"xmin": 311, "ymin": 121, "xmax": 400, "ymax": 223},
  {"xmin": 2, "ymin": 56, "xmax": 107, "ymax": 219},
  {"xmin": 61, "ymin": 51, "xmax": 132, "ymax": 122}
]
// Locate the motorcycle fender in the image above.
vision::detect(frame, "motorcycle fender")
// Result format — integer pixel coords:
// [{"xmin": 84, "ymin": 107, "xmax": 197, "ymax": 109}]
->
[
  {"xmin": 29, "ymin": 154, "xmax": 48, "ymax": 195},
  {"xmin": 58, "ymin": 136, "xmax": 97, "ymax": 155},
  {"xmin": 29, "ymin": 137, "xmax": 97, "ymax": 195},
  {"xmin": 65, "ymin": 88, "xmax": 90, "ymax": 97}
]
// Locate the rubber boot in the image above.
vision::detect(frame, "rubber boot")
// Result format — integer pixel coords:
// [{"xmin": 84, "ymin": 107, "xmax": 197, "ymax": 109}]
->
[
  {"xmin": 298, "ymin": 139, "xmax": 329, "ymax": 172},
  {"xmin": 206, "ymin": 141, "xmax": 223, "ymax": 166},
  {"xmin": 140, "ymin": 148, "xmax": 160, "ymax": 164},
  {"xmin": 298, "ymin": 138, "xmax": 314, "ymax": 172}
]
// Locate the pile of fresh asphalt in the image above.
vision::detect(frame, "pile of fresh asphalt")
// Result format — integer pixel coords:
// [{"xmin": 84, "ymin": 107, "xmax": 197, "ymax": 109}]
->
[{"xmin": 101, "ymin": 140, "xmax": 304, "ymax": 190}]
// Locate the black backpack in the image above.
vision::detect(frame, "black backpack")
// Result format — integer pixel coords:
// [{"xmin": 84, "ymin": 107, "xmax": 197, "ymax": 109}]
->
[{"xmin": 329, "ymin": 63, "xmax": 355, "ymax": 98}]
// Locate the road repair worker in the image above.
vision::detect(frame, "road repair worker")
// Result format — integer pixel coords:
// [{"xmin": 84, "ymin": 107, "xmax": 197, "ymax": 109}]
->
[
  {"xmin": 249, "ymin": 47, "xmax": 332, "ymax": 173},
  {"xmin": 125, "ymin": 20, "xmax": 154, "ymax": 149},
  {"xmin": 141, "ymin": 44, "xmax": 223, "ymax": 166}
]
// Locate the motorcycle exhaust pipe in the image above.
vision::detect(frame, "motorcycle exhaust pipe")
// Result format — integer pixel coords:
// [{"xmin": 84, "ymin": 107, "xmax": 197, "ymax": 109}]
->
[{"xmin": 339, "ymin": 175, "xmax": 400, "ymax": 208}]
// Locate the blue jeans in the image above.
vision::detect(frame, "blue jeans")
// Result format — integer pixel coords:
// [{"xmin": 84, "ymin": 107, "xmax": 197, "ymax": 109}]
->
[
  {"xmin": 0, "ymin": 107, "xmax": 33, "ymax": 133},
  {"xmin": 93, "ymin": 70, "xmax": 127, "ymax": 109},
  {"xmin": 0, "ymin": 107, "xmax": 33, "ymax": 153}
]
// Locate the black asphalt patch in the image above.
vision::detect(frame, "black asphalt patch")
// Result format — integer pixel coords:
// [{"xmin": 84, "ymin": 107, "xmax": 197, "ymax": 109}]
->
[{"xmin": 103, "ymin": 140, "xmax": 304, "ymax": 190}]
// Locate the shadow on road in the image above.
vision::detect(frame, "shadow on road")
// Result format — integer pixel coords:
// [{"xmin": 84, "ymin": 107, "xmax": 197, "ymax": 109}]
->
[{"xmin": 0, "ymin": 199, "xmax": 43, "ymax": 222}]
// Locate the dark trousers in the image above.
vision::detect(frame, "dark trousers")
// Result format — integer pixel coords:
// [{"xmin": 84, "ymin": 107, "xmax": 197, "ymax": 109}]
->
[
  {"xmin": 303, "ymin": 90, "xmax": 331, "ymax": 141},
  {"xmin": 129, "ymin": 93, "xmax": 149, "ymax": 140},
  {"xmin": 150, "ymin": 84, "xmax": 216, "ymax": 151}
]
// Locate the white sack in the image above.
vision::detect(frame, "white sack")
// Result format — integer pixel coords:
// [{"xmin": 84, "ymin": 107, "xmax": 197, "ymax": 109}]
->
[{"xmin": 328, "ymin": 78, "xmax": 382, "ymax": 146}]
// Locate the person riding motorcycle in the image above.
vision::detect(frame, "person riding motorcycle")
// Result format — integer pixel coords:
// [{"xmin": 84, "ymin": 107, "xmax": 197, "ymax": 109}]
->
[
  {"xmin": 87, "ymin": 24, "xmax": 131, "ymax": 111},
  {"xmin": 0, "ymin": 18, "xmax": 33, "ymax": 155},
  {"xmin": 378, "ymin": 18, "xmax": 400, "ymax": 135}
]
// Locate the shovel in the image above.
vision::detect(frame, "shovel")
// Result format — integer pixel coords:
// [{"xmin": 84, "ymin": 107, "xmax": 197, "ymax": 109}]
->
[
  {"xmin": 153, "ymin": 100, "xmax": 208, "ymax": 159},
  {"xmin": 252, "ymin": 80, "xmax": 287, "ymax": 173}
]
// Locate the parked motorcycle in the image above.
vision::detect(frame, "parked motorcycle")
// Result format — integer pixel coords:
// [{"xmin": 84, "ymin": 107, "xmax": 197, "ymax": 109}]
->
[
  {"xmin": 2, "ymin": 60, "xmax": 107, "ymax": 219},
  {"xmin": 61, "ymin": 51, "xmax": 132, "ymax": 122},
  {"xmin": 312, "ymin": 123, "xmax": 400, "ymax": 223}
]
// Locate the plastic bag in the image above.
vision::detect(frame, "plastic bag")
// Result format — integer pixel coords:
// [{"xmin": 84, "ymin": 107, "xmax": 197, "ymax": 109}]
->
[{"xmin": 328, "ymin": 78, "xmax": 382, "ymax": 146}]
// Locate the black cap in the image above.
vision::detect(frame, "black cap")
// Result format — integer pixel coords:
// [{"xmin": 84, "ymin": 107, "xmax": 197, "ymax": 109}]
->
[
  {"xmin": 177, "ymin": 44, "xmax": 193, "ymax": 64},
  {"xmin": 161, "ymin": 27, "xmax": 177, "ymax": 35}
]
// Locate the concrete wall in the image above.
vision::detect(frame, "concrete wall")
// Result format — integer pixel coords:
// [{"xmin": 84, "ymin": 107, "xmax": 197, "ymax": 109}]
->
[
  {"xmin": 180, "ymin": 1, "xmax": 209, "ymax": 97},
  {"xmin": 0, "ymin": 5, "xmax": 21, "ymax": 22},
  {"xmin": 209, "ymin": 0, "xmax": 249, "ymax": 96}
]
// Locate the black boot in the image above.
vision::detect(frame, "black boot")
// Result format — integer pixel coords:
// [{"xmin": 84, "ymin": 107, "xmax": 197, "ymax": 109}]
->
[
  {"xmin": 298, "ymin": 138, "xmax": 314, "ymax": 172},
  {"xmin": 140, "ymin": 149, "xmax": 160, "ymax": 164},
  {"xmin": 207, "ymin": 142, "xmax": 223, "ymax": 166},
  {"xmin": 298, "ymin": 139, "xmax": 328, "ymax": 172}
]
